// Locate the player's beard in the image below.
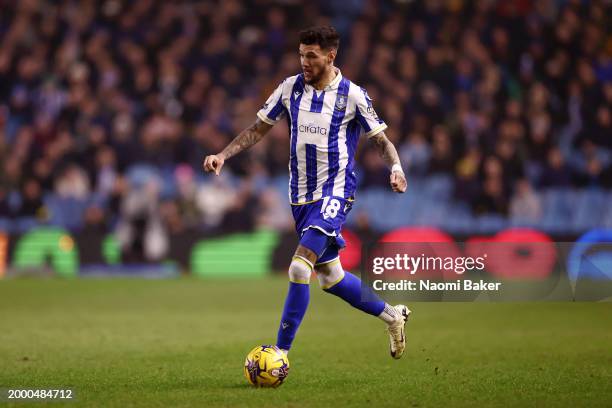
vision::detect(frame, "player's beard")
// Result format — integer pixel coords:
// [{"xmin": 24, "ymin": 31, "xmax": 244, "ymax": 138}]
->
[{"xmin": 303, "ymin": 65, "xmax": 325, "ymax": 85}]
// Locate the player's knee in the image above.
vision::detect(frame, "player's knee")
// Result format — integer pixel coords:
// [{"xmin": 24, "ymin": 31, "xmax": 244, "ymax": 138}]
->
[
  {"xmin": 315, "ymin": 258, "xmax": 345, "ymax": 289},
  {"xmin": 288, "ymin": 255, "xmax": 313, "ymax": 284},
  {"xmin": 295, "ymin": 244, "xmax": 318, "ymax": 265}
]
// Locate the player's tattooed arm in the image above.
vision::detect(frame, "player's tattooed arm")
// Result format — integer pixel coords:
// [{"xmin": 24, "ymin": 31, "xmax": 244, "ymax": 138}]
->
[
  {"xmin": 370, "ymin": 131, "xmax": 401, "ymax": 168},
  {"xmin": 369, "ymin": 131, "xmax": 407, "ymax": 193},
  {"xmin": 220, "ymin": 118, "xmax": 273, "ymax": 160},
  {"xmin": 203, "ymin": 118, "xmax": 273, "ymax": 175}
]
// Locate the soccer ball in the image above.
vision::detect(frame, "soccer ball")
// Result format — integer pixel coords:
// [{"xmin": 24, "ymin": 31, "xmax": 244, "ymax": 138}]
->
[{"xmin": 243, "ymin": 345, "xmax": 290, "ymax": 388}]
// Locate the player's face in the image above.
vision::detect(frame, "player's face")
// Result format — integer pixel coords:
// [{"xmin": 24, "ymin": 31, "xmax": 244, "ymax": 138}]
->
[{"xmin": 299, "ymin": 44, "xmax": 333, "ymax": 85}]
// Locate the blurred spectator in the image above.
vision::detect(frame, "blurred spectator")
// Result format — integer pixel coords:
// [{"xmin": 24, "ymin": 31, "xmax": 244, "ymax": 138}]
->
[
  {"xmin": 115, "ymin": 181, "xmax": 167, "ymax": 262},
  {"xmin": 474, "ymin": 176, "xmax": 508, "ymax": 216},
  {"xmin": 17, "ymin": 178, "xmax": 46, "ymax": 219},
  {"xmin": 399, "ymin": 132, "xmax": 430, "ymax": 177},
  {"xmin": 219, "ymin": 180, "xmax": 258, "ymax": 233},
  {"xmin": 580, "ymin": 105, "xmax": 612, "ymax": 149},
  {"xmin": 160, "ymin": 200, "xmax": 186, "ymax": 236},
  {"xmin": 82, "ymin": 205, "xmax": 107, "ymax": 234},
  {"xmin": 510, "ymin": 179, "xmax": 542, "ymax": 222},
  {"xmin": 0, "ymin": 0, "xmax": 610, "ymax": 235},
  {"xmin": 0, "ymin": 189, "xmax": 11, "ymax": 217},
  {"xmin": 571, "ymin": 140, "xmax": 611, "ymax": 187},
  {"xmin": 32, "ymin": 157, "xmax": 54, "ymax": 192},
  {"xmin": 455, "ymin": 147, "xmax": 482, "ymax": 203},
  {"xmin": 1, "ymin": 157, "xmax": 22, "ymax": 192},
  {"xmin": 495, "ymin": 138, "xmax": 524, "ymax": 191},
  {"xmin": 94, "ymin": 146, "xmax": 118, "ymax": 198},
  {"xmin": 174, "ymin": 165, "xmax": 202, "ymax": 230},
  {"xmin": 55, "ymin": 164, "xmax": 90, "ymax": 200},
  {"xmin": 428, "ymin": 125, "xmax": 455, "ymax": 175},
  {"xmin": 196, "ymin": 175, "xmax": 236, "ymax": 229},
  {"xmin": 539, "ymin": 147, "xmax": 572, "ymax": 188}
]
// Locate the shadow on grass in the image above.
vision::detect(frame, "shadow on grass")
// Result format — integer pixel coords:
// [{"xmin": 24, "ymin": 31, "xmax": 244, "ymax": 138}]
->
[{"xmin": 221, "ymin": 383, "xmax": 255, "ymax": 390}]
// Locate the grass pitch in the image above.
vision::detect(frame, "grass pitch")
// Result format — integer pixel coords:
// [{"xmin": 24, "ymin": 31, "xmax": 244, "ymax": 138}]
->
[{"xmin": 0, "ymin": 277, "xmax": 610, "ymax": 407}]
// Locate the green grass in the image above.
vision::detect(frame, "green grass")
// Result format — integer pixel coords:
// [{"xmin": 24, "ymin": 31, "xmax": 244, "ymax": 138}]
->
[{"xmin": 0, "ymin": 277, "xmax": 610, "ymax": 407}]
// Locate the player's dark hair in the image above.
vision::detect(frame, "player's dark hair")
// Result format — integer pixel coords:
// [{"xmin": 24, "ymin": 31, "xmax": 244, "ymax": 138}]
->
[{"xmin": 299, "ymin": 26, "xmax": 340, "ymax": 50}]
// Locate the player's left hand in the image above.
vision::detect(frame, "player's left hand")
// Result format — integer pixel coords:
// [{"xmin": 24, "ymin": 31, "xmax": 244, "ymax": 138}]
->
[{"xmin": 390, "ymin": 171, "xmax": 407, "ymax": 193}]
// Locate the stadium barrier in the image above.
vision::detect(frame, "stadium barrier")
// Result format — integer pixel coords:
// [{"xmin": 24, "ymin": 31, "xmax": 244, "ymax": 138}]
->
[{"xmin": 0, "ymin": 226, "xmax": 611, "ymax": 287}]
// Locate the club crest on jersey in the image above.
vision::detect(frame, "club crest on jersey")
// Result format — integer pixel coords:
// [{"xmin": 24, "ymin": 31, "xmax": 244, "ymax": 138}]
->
[{"xmin": 335, "ymin": 94, "xmax": 347, "ymax": 111}]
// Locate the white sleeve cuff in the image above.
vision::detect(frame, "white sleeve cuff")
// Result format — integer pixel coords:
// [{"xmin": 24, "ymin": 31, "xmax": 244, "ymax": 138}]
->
[
  {"xmin": 257, "ymin": 111, "xmax": 277, "ymax": 125},
  {"xmin": 365, "ymin": 123, "xmax": 388, "ymax": 138}
]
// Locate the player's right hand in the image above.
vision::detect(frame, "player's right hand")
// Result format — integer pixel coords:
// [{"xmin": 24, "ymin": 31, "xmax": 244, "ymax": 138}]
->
[{"xmin": 203, "ymin": 154, "xmax": 225, "ymax": 175}]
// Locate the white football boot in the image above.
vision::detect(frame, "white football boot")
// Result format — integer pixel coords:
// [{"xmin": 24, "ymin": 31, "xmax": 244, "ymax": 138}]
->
[{"xmin": 387, "ymin": 304, "xmax": 411, "ymax": 359}]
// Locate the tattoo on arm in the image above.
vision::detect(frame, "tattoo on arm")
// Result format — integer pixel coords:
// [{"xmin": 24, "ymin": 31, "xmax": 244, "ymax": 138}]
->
[
  {"xmin": 219, "ymin": 118, "xmax": 273, "ymax": 160},
  {"xmin": 369, "ymin": 132, "xmax": 401, "ymax": 169}
]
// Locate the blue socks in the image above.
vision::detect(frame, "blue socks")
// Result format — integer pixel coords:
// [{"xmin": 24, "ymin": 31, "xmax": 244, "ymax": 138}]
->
[
  {"xmin": 276, "ymin": 282, "xmax": 310, "ymax": 351},
  {"xmin": 276, "ymin": 271, "xmax": 387, "ymax": 351},
  {"xmin": 324, "ymin": 271, "xmax": 385, "ymax": 316}
]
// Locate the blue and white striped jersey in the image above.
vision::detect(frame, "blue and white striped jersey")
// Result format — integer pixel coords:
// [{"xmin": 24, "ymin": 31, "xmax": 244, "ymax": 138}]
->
[{"xmin": 257, "ymin": 70, "xmax": 387, "ymax": 205}]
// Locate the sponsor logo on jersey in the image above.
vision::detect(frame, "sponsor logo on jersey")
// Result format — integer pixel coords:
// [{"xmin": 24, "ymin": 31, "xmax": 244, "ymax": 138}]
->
[{"xmin": 299, "ymin": 123, "xmax": 328, "ymax": 135}]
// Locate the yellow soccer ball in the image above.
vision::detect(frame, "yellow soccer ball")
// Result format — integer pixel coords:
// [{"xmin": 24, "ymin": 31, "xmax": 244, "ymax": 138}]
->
[{"xmin": 244, "ymin": 345, "xmax": 290, "ymax": 388}]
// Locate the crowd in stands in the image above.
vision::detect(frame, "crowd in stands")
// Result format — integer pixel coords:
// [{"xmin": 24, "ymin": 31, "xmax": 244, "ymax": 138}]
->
[{"xmin": 0, "ymin": 0, "xmax": 611, "ymax": 253}]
